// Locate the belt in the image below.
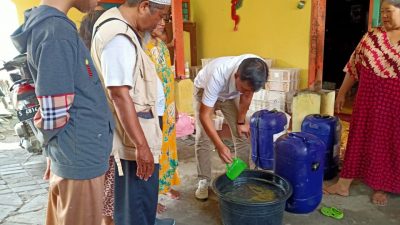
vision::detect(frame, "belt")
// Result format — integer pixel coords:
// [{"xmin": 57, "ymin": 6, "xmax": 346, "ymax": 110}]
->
[{"xmin": 137, "ymin": 111, "xmax": 154, "ymax": 119}]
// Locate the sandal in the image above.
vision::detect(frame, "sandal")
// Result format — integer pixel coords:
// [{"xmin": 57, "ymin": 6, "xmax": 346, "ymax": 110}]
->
[{"xmin": 320, "ymin": 206, "xmax": 344, "ymax": 220}]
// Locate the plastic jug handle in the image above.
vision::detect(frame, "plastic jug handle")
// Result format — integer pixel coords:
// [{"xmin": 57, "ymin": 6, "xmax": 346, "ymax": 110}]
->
[
  {"xmin": 315, "ymin": 114, "xmax": 332, "ymax": 119},
  {"xmin": 270, "ymin": 109, "xmax": 278, "ymax": 113},
  {"xmin": 288, "ymin": 133, "xmax": 308, "ymax": 143}
]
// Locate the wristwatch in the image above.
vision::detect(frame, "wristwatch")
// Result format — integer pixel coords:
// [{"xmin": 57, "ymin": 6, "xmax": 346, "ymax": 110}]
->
[{"xmin": 237, "ymin": 121, "xmax": 245, "ymax": 125}]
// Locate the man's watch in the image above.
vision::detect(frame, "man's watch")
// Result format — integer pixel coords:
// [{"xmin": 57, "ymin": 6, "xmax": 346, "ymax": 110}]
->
[{"xmin": 237, "ymin": 121, "xmax": 245, "ymax": 125}]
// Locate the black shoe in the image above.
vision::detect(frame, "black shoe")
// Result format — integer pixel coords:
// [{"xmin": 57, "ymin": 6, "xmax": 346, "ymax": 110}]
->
[{"xmin": 155, "ymin": 218, "xmax": 176, "ymax": 225}]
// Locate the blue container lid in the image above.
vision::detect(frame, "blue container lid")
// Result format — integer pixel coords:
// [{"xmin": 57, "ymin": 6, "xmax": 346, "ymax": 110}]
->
[
  {"xmin": 250, "ymin": 109, "xmax": 287, "ymax": 132},
  {"xmin": 304, "ymin": 114, "xmax": 336, "ymax": 124}
]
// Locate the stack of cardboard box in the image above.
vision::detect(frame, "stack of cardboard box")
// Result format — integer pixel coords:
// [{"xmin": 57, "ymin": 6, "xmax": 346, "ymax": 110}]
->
[
  {"xmin": 249, "ymin": 89, "xmax": 284, "ymax": 113},
  {"xmin": 264, "ymin": 68, "xmax": 300, "ymax": 113}
]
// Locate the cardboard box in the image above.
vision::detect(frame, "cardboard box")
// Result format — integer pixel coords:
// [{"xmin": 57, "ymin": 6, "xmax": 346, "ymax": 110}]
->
[
  {"xmin": 264, "ymin": 90, "xmax": 295, "ymax": 114},
  {"xmin": 263, "ymin": 58, "xmax": 274, "ymax": 68},
  {"xmin": 268, "ymin": 68, "xmax": 300, "ymax": 82},
  {"xmin": 265, "ymin": 68, "xmax": 300, "ymax": 92},
  {"xmin": 250, "ymin": 90, "xmax": 286, "ymax": 112},
  {"xmin": 319, "ymin": 89, "xmax": 336, "ymax": 116},
  {"xmin": 291, "ymin": 91, "xmax": 321, "ymax": 132},
  {"xmin": 265, "ymin": 81, "xmax": 299, "ymax": 92}
]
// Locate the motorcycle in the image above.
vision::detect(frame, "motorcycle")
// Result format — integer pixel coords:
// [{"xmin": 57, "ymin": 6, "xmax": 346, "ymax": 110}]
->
[{"xmin": 0, "ymin": 54, "xmax": 42, "ymax": 154}]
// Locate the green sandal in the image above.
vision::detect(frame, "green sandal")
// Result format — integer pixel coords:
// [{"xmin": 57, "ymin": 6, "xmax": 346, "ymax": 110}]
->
[{"xmin": 320, "ymin": 206, "xmax": 344, "ymax": 220}]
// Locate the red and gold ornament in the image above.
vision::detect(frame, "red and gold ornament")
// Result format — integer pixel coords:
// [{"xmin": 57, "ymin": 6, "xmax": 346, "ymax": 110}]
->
[{"xmin": 231, "ymin": 0, "xmax": 243, "ymax": 31}]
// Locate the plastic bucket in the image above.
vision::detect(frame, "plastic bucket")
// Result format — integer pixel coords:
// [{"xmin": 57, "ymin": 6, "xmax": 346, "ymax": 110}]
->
[{"xmin": 212, "ymin": 170, "xmax": 292, "ymax": 225}]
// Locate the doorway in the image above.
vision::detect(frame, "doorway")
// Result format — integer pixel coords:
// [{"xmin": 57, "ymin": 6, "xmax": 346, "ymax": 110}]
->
[{"xmin": 322, "ymin": 0, "xmax": 370, "ymax": 90}]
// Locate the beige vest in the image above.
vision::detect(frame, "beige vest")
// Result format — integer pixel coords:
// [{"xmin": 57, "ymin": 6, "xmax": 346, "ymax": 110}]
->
[{"xmin": 91, "ymin": 8, "xmax": 162, "ymax": 171}]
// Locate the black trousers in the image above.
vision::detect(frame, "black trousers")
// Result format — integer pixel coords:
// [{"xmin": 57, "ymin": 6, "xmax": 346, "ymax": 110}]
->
[{"xmin": 114, "ymin": 160, "xmax": 160, "ymax": 225}]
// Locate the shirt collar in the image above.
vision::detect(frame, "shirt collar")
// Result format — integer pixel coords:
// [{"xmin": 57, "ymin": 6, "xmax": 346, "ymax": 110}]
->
[{"xmin": 228, "ymin": 72, "xmax": 238, "ymax": 93}]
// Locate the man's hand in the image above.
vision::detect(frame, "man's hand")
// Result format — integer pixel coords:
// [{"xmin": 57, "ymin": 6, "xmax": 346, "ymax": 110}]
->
[
  {"xmin": 43, "ymin": 157, "xmax": 51, "ymax": 180},
  {"xmin": 216, "ymin": 145, "xmax": 233, "ymax": 164},
  {"xmin": 199, "ymin": 103, "xmax": 233, "ymax": 164},
  {"xmin": 237, "ymin": 122, "xmax": 250, "ymax": 139},
  {"xmin": 109, "ymin": 86, "xmax": 155, "ymax": 181},
  {"xmin": 136, "ymin": 145, "xmax": 154, "ymax": 181}
]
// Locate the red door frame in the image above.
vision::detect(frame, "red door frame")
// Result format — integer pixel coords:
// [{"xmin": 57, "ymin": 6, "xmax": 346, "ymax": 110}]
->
[
  {"xmin": 308, "ymin": 0, "xmax": 326, "ymax": 89},
  {"xmin": 172, "ymin": 0, "xmax": 185, "ymax": 79}
]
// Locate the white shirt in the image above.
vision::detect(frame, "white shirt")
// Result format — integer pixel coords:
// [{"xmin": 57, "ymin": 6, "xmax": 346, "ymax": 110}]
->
[
  {"xmin": 194, "ymin": 54, "xmax": 261, "ymax": 107},
  {"xmin": 101, "ymin": 35, "xmax": 136, "ymax": 88},
  {"xmin": 101, "ymin": 35, "xmax": 165, "ymax": 115}
]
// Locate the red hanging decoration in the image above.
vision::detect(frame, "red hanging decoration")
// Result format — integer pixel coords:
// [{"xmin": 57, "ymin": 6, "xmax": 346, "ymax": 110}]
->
[{"xmin": 231, "ymin": 0, "xmax": 240, "ymax": 31}]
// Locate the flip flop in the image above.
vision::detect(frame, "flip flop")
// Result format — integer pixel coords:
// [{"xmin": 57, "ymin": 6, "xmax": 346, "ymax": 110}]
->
[{"xmin": 320, "ymin": 206, "xmax": 344, "ymax": 220}]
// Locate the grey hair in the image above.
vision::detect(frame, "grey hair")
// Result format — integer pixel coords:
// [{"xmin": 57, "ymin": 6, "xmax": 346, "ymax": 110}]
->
[
  {"xmin": 382, "ymin": 0, "xmax": 400, "ymax": 8},
  {"xmin": 237, "ymin": 58, "xmax": 269, "ymax": 92}
]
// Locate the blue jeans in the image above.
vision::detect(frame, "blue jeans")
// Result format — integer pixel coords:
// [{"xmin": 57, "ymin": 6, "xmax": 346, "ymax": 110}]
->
[{"xmin": 114, "ymin": 160, "xmax": 159, "ymax": 225}]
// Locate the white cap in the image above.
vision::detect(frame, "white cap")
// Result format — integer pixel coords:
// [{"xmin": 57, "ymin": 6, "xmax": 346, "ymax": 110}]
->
[{"xmin": 149, "ymin": 0, "xmax": 171, "ymax": 5}]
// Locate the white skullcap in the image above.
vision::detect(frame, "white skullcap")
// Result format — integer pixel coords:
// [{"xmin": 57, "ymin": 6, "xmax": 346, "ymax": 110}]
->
[{"xmin": 149, "ymin": 0, "xmax": 171, "ymax": 5}]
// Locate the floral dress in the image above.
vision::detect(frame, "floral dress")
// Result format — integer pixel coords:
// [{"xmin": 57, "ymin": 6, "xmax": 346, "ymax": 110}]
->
[
  {"xmin": 341, "ymin": 27, "xmax": 400, "ymax": 193},
  {"xmin": 145, "ymin": 37, "xmax": 180, "ymax": 194}
]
